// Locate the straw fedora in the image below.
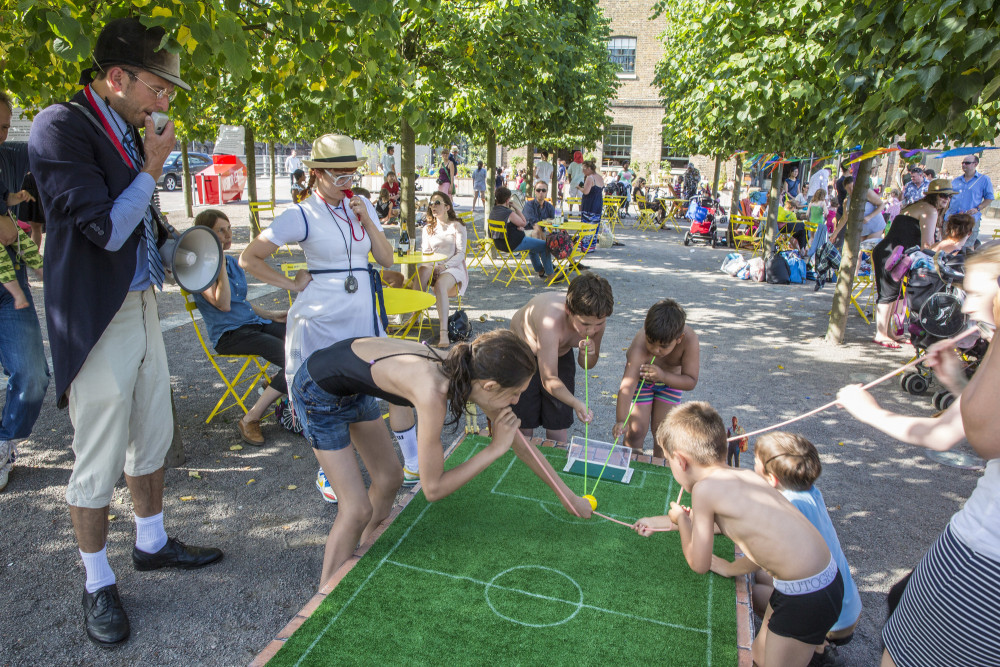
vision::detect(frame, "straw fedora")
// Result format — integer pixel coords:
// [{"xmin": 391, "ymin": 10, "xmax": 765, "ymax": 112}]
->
[
  {"xmin": 927, "ymin": 178, "xmax": 957, "ymax": 196},
  {"xmin": 302, "ymin": 134, "xmax": 366, "ymax": 169}
]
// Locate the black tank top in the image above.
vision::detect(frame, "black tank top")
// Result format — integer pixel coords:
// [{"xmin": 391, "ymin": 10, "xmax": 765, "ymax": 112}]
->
[{"xmin": 305, "ymin": 338, "xmax": 442, "ymax": 407}]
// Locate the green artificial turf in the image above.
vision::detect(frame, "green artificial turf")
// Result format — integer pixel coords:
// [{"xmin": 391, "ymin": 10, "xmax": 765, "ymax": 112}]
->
[{"xmin": 269, "ymin": 435, "xmax": 738, "ymax": 666}]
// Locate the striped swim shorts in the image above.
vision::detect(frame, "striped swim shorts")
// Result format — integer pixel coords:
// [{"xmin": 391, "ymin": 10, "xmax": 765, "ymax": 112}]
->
[{"xmin": 632, "ymin": 382, "xmax": 682, "ymax": 405}]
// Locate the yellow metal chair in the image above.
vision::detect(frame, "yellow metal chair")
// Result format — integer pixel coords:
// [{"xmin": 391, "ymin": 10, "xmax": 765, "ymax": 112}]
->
[
  {"xmin": 564, "ymin": 196, "xmax": 582, "ymax": 222},
  {"xmin": 464, "ymin": 216, "xmax": 499, "ymax": 277},
  {"xmin": 729, "ymin": 214, "xmax": 764, "ymax": 256},
  {"xmin": 633, "ymin": 195, "xmax": 659, "ymax": 231},
  {"xmin": 252, "ymin": 200, "xmax": 292, "ymax": 257},
  {"xmin": 487, "ymin": 219, "xmax": 533, "ymax": 286},
  {"xmin": 281, "ymin": 262, "xmax": 308, "ymax": 306},
  {"xmin": 547, "ymin": 220, "xmax": 599, "ymax": 286},
  {"xmin": 182, "ymin": 290, "xmax": 270, "ymax": 424},
  {"xmin": 602, "ymin": 196, "xmax": 623, "ymax": 231},
  {"xmin": 850, "ymin": 248, "xmax": 879, "ymax": 324}
]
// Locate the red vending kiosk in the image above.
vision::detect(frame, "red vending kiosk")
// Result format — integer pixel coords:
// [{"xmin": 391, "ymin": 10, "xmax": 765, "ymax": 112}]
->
[{"xmin": 195, "ymin": 155, "xmax": 248, "ymax": 205}]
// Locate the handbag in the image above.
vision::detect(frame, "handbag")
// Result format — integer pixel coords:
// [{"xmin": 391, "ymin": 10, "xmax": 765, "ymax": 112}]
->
[
  {"xmin": 545, "ymin": 230, "xmax": 573, "ymax": 259},
  {"xmin": 447, "ymin": 309, "xmax": 472, "ymax": 343}
]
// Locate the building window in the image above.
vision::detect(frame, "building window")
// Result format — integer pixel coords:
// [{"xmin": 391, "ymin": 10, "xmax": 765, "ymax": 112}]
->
[
  {"xmin": 661, "ymin": 144, "xmax": 689, "ymax": 173},
  {"xmin": 602, "ymin": 126, "xmax": 632, "ymax": 167},
  {"xmin": 607, "ymin": 37, "xmax": 636, "ymax": 74}
]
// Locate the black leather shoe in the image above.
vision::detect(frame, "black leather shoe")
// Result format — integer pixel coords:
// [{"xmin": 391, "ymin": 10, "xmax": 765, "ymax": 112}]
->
[
  {"xmin": 132, "ymin": 537, "xmax": 223, "ymax": 571},
  {"xmin": 82, "ymin": 584, "xmax": 130, "ymax": 646}
]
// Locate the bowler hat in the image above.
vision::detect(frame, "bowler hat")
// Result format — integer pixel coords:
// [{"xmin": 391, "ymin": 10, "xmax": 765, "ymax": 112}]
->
[
  {"xmin": 927, "ymin": 179, "xmax": 957, "ymax": 196},
  {"xmin": 81, "ymin": 17, "xmax": 190, "ymax": 90},
  {"xmin": 302, "ymin": 134, "xmax": 366, "ymax": 169}
]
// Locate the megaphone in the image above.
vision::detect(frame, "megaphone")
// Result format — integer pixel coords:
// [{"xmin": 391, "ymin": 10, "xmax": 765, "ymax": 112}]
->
[{"xmin": 159, "ymin": 224, "xmax": 223, "ymax": 293}]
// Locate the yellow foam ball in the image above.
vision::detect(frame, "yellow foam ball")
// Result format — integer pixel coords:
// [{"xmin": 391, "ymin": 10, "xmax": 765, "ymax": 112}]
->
[{"xmin": 583, "ymin": 494, "xmax": 597, "ymax": 511}]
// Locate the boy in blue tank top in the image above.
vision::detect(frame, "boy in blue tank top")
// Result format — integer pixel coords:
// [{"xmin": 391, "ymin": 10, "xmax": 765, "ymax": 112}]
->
[{"xmin": 712, "ymin": 431, "xmax": 861, "ymax": 667}]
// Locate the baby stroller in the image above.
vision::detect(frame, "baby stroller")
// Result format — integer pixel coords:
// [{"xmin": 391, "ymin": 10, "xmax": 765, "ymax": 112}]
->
[
  {"xmin": 898, "ymin": 248, "xmax": 987, "ymax": 406},
  {"xmin": 683, "ymin": 194, "xmax": 723, "ymax": 247}
]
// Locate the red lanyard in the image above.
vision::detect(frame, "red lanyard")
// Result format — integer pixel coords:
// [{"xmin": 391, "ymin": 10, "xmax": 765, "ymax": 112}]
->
[
  {"xmin": 83, "ymin": 85, "xmax": 137, "ymax": 172},
  {"xmin": 317, "ymin": 193, "xmax": 365, "ymax": 241}
]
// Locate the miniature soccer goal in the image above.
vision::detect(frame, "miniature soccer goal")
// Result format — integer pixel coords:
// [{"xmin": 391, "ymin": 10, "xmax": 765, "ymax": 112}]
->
[{"xmin": 563, "ymin": 436, "xmax": 634, "ymax": 484}]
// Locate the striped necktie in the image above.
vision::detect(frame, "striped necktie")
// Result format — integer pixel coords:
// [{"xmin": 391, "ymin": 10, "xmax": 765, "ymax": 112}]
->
[{"xmin": 120, "ymin": 129, "xmax": 165, "ymax": 289}]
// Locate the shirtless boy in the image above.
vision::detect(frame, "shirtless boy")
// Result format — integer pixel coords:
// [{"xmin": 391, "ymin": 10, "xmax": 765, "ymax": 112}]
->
[
  {"xmin": 634, "ymin": 403, "xmax": 843, "ymax": 667},
  {"xmin": 510, "ymin": 271, "xmax": 614, "ymax": 443},
  {"xmin": 614, "ymin": 298, "xmax": 699, "ymax": 455}
]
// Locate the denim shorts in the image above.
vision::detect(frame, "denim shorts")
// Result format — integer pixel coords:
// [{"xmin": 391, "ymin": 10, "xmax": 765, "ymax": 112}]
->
[{"xmin": 291, "ymin": 363, "xmax": 381, "ymax": 451}]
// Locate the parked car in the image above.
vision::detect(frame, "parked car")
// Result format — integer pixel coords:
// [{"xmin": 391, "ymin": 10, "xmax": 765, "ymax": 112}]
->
[{"xmin": 158, "ymin": 151, "xmax": 213, "ymax": 191}]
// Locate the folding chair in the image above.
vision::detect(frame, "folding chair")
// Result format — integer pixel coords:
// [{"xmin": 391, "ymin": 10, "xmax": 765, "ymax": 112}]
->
[
  {"xmin": 547, "ymin": 219, "xmax": 599, "ymax": 286},
  {"xmin": 602, "ymin": 196, "xmax": 623, "ymax": 230},
  {"xmin": 465, "ymin": 216, "xmax": 499, "ymax": 277},
  {"xmin": 182, "ymin": 291, "xmax": 270, "ymax": 424},
  {"xmin": 281, "ymin": 262, "xmax": 308, "ymax": 306},
  {"xmin": 251, "ymin": 200, "xmax": 290, "ymax": 257},
  {"xmin": 564, "ymin": 197, "xmax": 582, "ymax": 221},
  {"xmin": 487, "ymin": 219, "xmax": 533, "ymax": 286},
  {"xmin": 729, "ymin": 215, "xmax": 764, "ymax": 256},
  {"xmin": 633, "ymin": 195, "xmax": 659, "ymax": 231}
]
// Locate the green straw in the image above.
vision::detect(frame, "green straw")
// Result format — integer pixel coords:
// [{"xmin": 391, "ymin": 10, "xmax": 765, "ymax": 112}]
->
[
  {"xmin": 590, "ymin": 356, "xmax": 655, "ymax": 497},
  {"xmin": 583, "ymin": 338, "xmax": 589, "ymax": 495}
]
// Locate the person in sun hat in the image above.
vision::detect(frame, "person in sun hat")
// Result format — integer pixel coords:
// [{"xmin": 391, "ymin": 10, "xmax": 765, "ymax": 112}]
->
[
  {"xmin": 28, "ymin": 16, "xmax": 222, "ymax": 647},
  {"xmin": 869, "ymin": 178, "xmax": 957, "ymax": 349},
  {"xmin": 239, "ymin": 133, "xmax": 418, "ymax": 502}
]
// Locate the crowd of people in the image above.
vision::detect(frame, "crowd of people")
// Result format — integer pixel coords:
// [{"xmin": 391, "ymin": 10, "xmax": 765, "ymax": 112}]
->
[{"xmin": 2, "ymin": 16, "xmax": 1000, "ymax": 667}]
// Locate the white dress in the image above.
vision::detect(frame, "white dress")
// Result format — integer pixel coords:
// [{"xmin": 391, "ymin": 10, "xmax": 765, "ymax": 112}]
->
[
  {"xmin": 261, "ymin": 194, "xmax": 385, "ymax": 391},
  {"xmin": 420, "ymin": 221, "xmax": 469, "ymax": 296}
]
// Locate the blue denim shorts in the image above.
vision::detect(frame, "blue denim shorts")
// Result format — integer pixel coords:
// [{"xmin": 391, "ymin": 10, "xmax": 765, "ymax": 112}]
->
[{"xmin": 291, "ymin": 363, "xmax": 381, "ymax": 451}]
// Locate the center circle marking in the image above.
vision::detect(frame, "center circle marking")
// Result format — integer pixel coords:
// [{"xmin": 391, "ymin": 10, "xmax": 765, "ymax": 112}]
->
[{"xmin": 484, "ymin": 565, "xmax": 584, "ymax": 627}]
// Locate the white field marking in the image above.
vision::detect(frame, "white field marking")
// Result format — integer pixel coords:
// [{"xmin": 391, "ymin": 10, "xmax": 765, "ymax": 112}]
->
[
  {"xmin": 484, "ymin": 565, "xmax": 584, "ymax": 627},
  {"xmin": 664, "ymin": 477, "xmax": 674, "ymax": 515},
  {"xmin": 294, "ymin": 502, "xmax": 434, "ymax": 667},
  {"xmin": 387, "ymin": 560, "xmax": 709, "ymax": 635}
]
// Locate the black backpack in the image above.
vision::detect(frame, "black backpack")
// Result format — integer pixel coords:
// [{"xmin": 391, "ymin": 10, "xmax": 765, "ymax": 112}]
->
[{"xmin": 766, "ymin": 253, "xmax": 790, "ymax": 284}]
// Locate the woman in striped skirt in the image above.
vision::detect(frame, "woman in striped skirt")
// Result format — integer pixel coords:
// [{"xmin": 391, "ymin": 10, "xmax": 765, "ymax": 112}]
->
[{"xmin": 837, "ymin": 241, "xmax": 1000, "ymax": 667}]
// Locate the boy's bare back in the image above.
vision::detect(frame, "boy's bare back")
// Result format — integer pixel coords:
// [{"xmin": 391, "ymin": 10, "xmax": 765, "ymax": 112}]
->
[
  {"xmin": 512, "ymin": 292, "xmax": 581, "ymax": 357},
  {"xmin": 693, "ymin": 466, "xmax": 830, "ymax": 582}
]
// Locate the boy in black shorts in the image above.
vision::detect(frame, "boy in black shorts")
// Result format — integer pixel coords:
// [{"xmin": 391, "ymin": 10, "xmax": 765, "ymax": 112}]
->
[
  {"xmin": 634, "ymin": 403, "xmax": 843, "ymax": 667},
  {"xmin": 510, "ymin": 271, "xmax": 614, "ymax": 443}
]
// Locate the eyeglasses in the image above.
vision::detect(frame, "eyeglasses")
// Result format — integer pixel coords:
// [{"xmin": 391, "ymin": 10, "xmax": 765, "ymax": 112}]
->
[
  {"xmin": 121, "ymin": 69, "xmax": 177, "ymax": 102},
  {"xmin": 962, "ymin": 161, "xmax": 976, "ymax": 165},
  {"xmin": 323, "ymin": 171, "xmax": 357, "ymax": 187},
  {"xmin": 535, "ymin": 189, "xmax": 547, "ymax": 193},
  {"xmin": 430, "ymin": 201, "xmax": 446, "ymax": 207}
]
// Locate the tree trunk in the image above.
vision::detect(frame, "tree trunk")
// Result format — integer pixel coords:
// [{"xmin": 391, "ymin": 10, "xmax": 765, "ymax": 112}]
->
[
  {"xmin": 269, "ymin": 141, "xmax": 276, "ymax": 205},
  {"xmin": 826, "ymin": 157, "xmax": 874, "ymax": 344},
  {"xmin": 245, "ymin": 125, "xmax": 260, "ymax": 237},
  {"xmin": 526, "ymin": 144, "xmax": 534, "ymax": 192},
  {"xmin": 711, "ymin": 154, "xmax": 722, "ymax": 199},
  {"xmin": 181, "ymin": 141, "xmax": 193, "ymax": 219},
  {"xmin": 883, "ymin": 142, "xmax": 899, "ymax": 191},
  {"xmin": 486, "ymin": 128, "xmax": 497, "ymax": 211},
  {"xmin": 400, "ymin": 117, "xmax": 416, "ymax": 240},
  {"xmin": 762, "ymin": 167, "xmax": 782, "ymax": 263},
  {"xmin": 730, "ymin": 160, "xmax": 743, "ymax": 220}
]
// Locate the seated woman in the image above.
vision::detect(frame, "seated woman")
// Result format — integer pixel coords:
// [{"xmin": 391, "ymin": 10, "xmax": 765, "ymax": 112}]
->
[
  {"xmin": 489, "ymin": 186, "xmax": 554, "ymax": 279},
  {"xmin": 417, "ymin": 192, "xmax": 468, "ymax": 348},
  {"xmin": 633, "ymin": 177, "xmax": 665, "ymax": 225},
  {"xmin": 291, "ymin": 330, "xmax": 594, "ymax": 587},
  {"xmin": 931, "ymin": 213, "xmax": 975, "ymax": 255},
  {"xmin": 191, "ymin": 209, "xmax": 289, "ymax": 445},
  {"xmin": 375, "ymin": 186, "xmax": 400, "ymax": 226}
]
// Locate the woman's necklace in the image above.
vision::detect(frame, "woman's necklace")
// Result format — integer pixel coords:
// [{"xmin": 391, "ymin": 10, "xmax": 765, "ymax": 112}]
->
[{"xmin": 323, "ymin": 199, "xmax": 361, "ymax": 293}]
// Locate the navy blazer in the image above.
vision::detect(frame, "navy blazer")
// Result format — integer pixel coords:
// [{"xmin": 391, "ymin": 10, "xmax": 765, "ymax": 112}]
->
[{"xmin": 28, "ymin": 89, "xmax": 164, "ymax": 408}]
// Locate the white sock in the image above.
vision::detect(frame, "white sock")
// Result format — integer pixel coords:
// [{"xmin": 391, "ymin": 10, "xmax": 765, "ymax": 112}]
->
[
  {"xmin": 80, "ymin": 546, "xmax": 116, "ymax": 593},
  {"xmin": 394, "ymin": 426, "xmax": 419, "ymax": 471},
  {"xmin": 134, "ymin": 512, "xmax": 168, "ymax": 554}
]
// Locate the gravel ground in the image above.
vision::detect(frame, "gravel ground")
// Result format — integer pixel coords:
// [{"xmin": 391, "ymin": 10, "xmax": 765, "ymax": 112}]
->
[{"xmin": 0, "ymin": 182, "xmax": 989, "ymax": 666}]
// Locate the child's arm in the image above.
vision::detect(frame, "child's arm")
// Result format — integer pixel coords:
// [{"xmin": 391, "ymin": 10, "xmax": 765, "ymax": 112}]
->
[
  {"xmin": 633, "ymin": 514, "xmax": 677, "ymax": 536},
  {"xmin": 512, "ymin": 434, "xmax": 593, "ymax": 518},
  {"xmin": 578, "ymin": 327, "xmax": 604, "ymax": 371},
  {"xmin": 670, "ymin": 485, "xmax": 718, "ymax": 574},
  {"xmin": 710, "ymin": 554, "xmax": 761, "ymax": 578},
  {"xmin": 536, "ymin": 327, "xmax": 590, "ymax": 423},
  {"xmin": 836, "ymin": 384, "xmax": 965, "ymax": 450},
  {"xmin": 649, "ymin": 331, "xmax": 700, "ymax": 390},
  {"xmin": 613, "ymin": 339, "xmax": 644, "ymax": 439}
]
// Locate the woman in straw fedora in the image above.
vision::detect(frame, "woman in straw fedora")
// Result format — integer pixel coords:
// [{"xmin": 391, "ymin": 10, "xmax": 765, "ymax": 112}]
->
[
  {"xmin": 869, "ymin": 178, "xmax": 956, "ymax": 349},
  {"xmin": 241, "ymin": 134, "xmax": 412, "ymax": 506}
]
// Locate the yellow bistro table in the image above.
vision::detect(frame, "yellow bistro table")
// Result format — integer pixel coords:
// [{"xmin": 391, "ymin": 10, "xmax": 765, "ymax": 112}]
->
[
  {"xmin": 381, "ymin": 287, "xmax": 438, "ymax": 340},
  {"xmin": 372, "ymin": 251, "xmax": 447, "ymax": 289}
]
